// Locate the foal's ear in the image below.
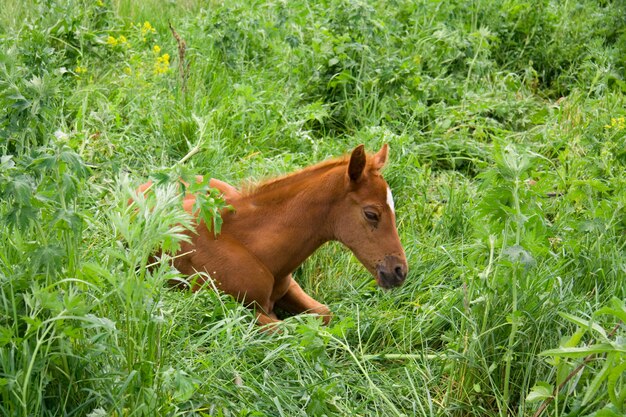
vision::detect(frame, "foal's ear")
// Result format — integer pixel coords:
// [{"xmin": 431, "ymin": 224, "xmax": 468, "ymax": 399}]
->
[
  {"xmin": 372, "ymin": 143, "xmax": 389, "ymax": 171},
  {"xmin": 348, "ymin": 144, "xmax": 366, "ymax": 182}
]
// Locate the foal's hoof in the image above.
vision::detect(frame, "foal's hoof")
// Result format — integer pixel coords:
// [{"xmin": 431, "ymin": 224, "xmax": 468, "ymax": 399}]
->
[
  {"xmin": 313, "ymin": 305, "xmax": 332, "ymax": 325},
  {"xmin": 259, "ymin": 321, "xmax": 284, "ymax": 334}
]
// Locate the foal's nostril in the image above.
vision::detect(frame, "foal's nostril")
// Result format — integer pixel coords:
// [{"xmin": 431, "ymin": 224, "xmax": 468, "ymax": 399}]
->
[{"xmin": 394, "ymin": 266, "xmax": 405, "ymax": 279}]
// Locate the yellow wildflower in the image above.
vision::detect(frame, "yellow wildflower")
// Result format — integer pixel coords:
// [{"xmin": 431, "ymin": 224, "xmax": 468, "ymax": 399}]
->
[
  {"xmin": 75, "ymin": 65, "xmax": 87, "ymax": 74},
  {"xmin": 604, "ymin": 116, "xmax": 625, "ymax": 130},
  {"xmin": 153, "ymin": 44, "xmax": 161, "ymax": 54},
  {"xmin": 96, "ymin": 0, "xmax": 104, "ymax": 6},
  {"xmin": 123, "ymin": 67, "xmax": 132, "ymax": 75},
  {"xmin": 106, "ymin": 34, "xmax": 130, "ymax": 48},
  {"xmin": 141, "ymin": 21, "xmax": 157, "ymax": 36},
  {"xmin": 154, "ymin": 53, "xmax": 170, "ymax": 75}
]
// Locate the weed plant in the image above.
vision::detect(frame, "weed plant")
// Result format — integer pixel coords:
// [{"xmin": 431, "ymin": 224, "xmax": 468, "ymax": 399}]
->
[{"xmin": 1, "ymin": 0, "xmax": 625, "ymax": 416}]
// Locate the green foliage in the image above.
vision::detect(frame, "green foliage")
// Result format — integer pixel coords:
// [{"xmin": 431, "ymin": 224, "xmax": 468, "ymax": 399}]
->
[
  {"xmin": 1, "ymin": 0, "xmax": 625, "ymax": 416},
  {"xmin": 150, "ymin": 164, "xmax": 230, "ymax": 235},
  {"xmin": 529, "ymin": 298, "xmax": 626, "ymax": 415}
]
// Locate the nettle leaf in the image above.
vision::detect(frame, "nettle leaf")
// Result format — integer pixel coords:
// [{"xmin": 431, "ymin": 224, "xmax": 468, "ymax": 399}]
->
[
  {"xmin": 29, "ymin": 153, "xmax": 58, "ymax": 172},
  {"xmin": 31, "ymin": 244, "xmax": 65, "ymax": 274},
  {"xmin": 5, "ymin": 204, "xmax": 39, "ymax": 231},
  {"xmin": 328, "ymin": 316, "xmax": 355, "ymax": 337},
  {"xmin": 503, "ymin": 244, "xmax": 535, "ymax": 268},
  {"xmin": 572, "ymin": 178, "xmax": 610, "ymax": 194},
  {"xmin": 4, "ymin": 174, "xmax": 34, "ymax": 205},
  {"xmin": 184, "ymin": 173, "xmax": 208, "ymax": 192},
  {"xmin": 58, "ymin": 148, "xmax": 89, "ymax": 178},
  {"xmin": 302, "ymin": 100, "xmax": 330, "ymax": 123},
  {"xmin": 494, "ymin": 144, "xmax": 534, "ymax": 180},
  {"xmin": 51, "ymin": 208, "xmax": 83, "ymax": 235},
  {"xmin": 28, "ymin": 146, "xmax": 89, "ymax": 179},
  {"xmin": 33, "ymin": 287, "xmax": 63, "ymax": 314},
  {"xmin": 60, "ymin": 172, "xmax": 78, "ymax": 200},
  {"xmin": 161, "ymin": 367, "xmax": 197, "ymax": 402}
]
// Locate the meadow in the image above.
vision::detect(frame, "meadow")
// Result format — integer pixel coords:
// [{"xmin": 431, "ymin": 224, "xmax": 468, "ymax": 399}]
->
[{"xmin": 1, "ymin": 0, "xmax": 625, "ymax": 416}]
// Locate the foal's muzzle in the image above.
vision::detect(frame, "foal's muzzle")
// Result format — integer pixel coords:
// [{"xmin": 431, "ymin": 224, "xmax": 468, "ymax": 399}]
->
[{"xmin": 375, "ymin": 255, "xmax": 408, "ymax": 289}]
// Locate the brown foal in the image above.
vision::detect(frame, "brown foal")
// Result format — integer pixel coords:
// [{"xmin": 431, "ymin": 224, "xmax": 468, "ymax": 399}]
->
[{"xmin": 136, "ymin": 144, "xmax": 408, "ymax": 327}]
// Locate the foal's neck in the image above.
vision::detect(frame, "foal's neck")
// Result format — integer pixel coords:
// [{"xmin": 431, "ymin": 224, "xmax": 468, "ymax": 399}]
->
[{"xmin": 231, "ymin": 166, "xmax": 344, "ymax": 279}]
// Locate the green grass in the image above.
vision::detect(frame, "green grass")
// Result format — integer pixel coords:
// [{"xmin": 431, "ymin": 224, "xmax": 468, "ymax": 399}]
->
[{"xmin": 1, "ymin": 0, "xmax": 625, "ymax": 416}]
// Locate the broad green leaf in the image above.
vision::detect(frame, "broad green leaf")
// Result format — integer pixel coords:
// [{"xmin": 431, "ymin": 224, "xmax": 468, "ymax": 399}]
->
[
  {"xmin": 558, "ymin": 311, "xmax": 607, "ymax": 340},
  {"xmin": 582, "ymin": 358, "xmax": 612, "ymax": 405},
  {"xmin": 595, "ymin": 306, "xmax": 626, "ymax": 327},
  {"xmin": 595, "ymin": 297, "xmax": 626, "ymax": 324},
  {"xmin": 607, "ymin": 360, "xmax": 626, "ymax": 412},
  {"xmin": 526, "ymin": 382, "xmax": 553, "ymax": 402},
  {"xmin": 22, "ymin": 315, "xmax": 43, "ymax": 333},
  {"xmin": 563, "ymin": 328, "xmax": 586, "ymax": 348},
  {"xmin": 541, "ymin": 343, "xmax": 626, "ymax": 357},
  {"xmin": 594, "ymin": 406, "xmax": 624, "ymax": 417},
  {"xmin": 609, "ymin": 297, "xmax": 626, "ymax": 311},
  {"xmin": 1, "ymin": 154, "xmax": 15, "ymax": 168}
]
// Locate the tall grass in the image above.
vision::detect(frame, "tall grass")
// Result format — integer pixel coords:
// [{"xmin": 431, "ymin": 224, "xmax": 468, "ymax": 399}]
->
[{"xmin": 1, "ymin": 0, "xmax": 625, "ymax": 416}]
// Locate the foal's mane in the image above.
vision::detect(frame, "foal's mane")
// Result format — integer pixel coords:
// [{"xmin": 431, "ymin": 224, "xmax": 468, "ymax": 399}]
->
[{"xmin": 241, "ymin": 156, "xmax": 349, "ymax": 199}]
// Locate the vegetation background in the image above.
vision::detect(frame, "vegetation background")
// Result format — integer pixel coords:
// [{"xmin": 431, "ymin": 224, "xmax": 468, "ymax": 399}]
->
[{"xmin": 1, "ymin": 0, "xmax": 625, "ymax": 416}]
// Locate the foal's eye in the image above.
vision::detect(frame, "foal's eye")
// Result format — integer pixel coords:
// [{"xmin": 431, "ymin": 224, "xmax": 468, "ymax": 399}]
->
[{"xmin": 364, "ymin": 210, "xmax": 379, "ymax": 222}]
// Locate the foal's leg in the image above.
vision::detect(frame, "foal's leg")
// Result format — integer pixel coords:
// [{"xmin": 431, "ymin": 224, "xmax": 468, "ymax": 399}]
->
[
  {"xmin": 276, "ymin": 278, "xmax": 332, "ymax": 325},
  {"xmin": 255, "ymin": 311, "xmax": 281, "ymax": 331},
  {"xmin": 176, "ymin": 231, "xmax": 284, "ymax": 330},
  {"xmin": 210, "ymin": 179, "xmax": 332, "ymax": 325},
  {"xmin": 205, "ymin": 180, "xmax": 285, "ymax": 328}
]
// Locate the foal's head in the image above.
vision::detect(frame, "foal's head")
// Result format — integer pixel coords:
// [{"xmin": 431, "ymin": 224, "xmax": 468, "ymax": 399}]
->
[{"xmin": 332, "ymin": 144, "xmax": 408, "ymax": 289}]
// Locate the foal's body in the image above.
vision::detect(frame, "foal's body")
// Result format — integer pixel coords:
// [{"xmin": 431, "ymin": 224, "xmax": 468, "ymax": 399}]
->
[{"xmin": 139, "ymin": 145, "xmax": 407, "ymax": 326}]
